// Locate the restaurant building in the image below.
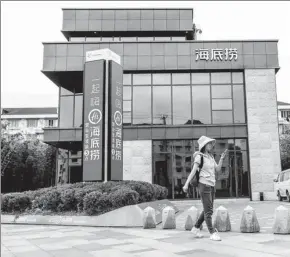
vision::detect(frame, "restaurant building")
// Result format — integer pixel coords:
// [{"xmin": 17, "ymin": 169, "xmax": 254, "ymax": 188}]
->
[{"xmin": 42, "ymin": 8, "xmax": 281, "ymax": 200}]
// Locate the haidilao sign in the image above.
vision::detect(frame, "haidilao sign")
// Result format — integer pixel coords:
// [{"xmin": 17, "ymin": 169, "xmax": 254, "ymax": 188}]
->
[{"xmin": 195, "ymin": 48, "xmax": 238, "ymax": 61}]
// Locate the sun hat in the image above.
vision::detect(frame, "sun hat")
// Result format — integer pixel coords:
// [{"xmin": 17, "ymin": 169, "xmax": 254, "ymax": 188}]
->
[{"xmin": 197, "ymin": 136, "xmax": 216, "ymax": 151}]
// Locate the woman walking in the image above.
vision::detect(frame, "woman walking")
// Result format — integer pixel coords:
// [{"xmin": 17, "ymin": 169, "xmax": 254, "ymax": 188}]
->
[{"xmin": 183, "ymin": 136, "xmax": 228, "ymax": 241}]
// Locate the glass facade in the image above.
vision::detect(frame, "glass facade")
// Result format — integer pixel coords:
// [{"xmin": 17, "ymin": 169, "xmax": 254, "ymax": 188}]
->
[
  {"xmin": 123, "ymin": 72, "xmax": 245, "ymax": 126},
  {"xmin": 59, "ymin": 88, "xmax": 83, "ymax": 128},
  {"xmin": 153, "ymin": 139, "xmax": 249, "ymax": 199}
]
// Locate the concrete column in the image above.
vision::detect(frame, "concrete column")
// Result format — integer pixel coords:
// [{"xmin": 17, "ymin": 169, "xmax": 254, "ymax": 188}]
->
[
  {"xmin": 245, "ymin": 69, "xmax": 281, "ymax": 200},
  {"xmin": 123, "ymin": 140, "xmax": 152, "ymax": 183}
]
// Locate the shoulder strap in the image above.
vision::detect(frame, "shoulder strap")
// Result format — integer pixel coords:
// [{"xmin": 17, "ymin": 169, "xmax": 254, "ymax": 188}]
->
[{"xmin": 199, "ymin": 155, "xmax": 204, "ymax": 170}]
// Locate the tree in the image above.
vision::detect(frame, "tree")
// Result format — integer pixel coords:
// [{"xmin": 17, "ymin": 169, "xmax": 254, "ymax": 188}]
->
[{"xmin": 280, "ymin": 133, "xmax": 290, "ymax": 170}]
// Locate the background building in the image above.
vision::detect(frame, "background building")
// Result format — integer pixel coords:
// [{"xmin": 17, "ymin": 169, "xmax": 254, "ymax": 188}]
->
[
  {"xmin": 1, "ymin": 108, "xmax": 58, "ymax": 140},
  {"xmin": 277, "ymin": 101, "xmax": 290, "ymax": 134},
  {"xmin": 42, "ymin": 8, "xmax": 281, "ymax": 200}
]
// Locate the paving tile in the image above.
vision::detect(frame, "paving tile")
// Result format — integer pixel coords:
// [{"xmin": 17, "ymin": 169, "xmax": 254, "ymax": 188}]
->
[
  {"xmin": 112, "ymin": 243, "xmax": 151, "ymax": 252},
  {"xmin": 8, "ymin": 245, "xmax": 40, "ymax": 253},
  {"xmin": 62, "ymin": 239, "xmax": 91, "ymax": 247},
  {"xmin": 13, "ymin": 250, "xmax": 53, "ymax": 257},
  {"xmin": 3, "ymin": 240, "xmax": 32, "ymax": 247},
  {"xmin": 74, "ymin": 242, "xmax": 110, "ymax": 251},
  {"xmin": 49, "ymin": 248, "xmax": 94, "ymax": 257},
  {"xmin": 89, "ymin": 249, "xmax": 132, "ymax": 257},
  {"xmin": 92, "ymin": 238, "xmax": 127, "ymax": 246},
  {"xmin": 38, "ymin": 243, "xmax": 72, "ymax": 251},
  {"xmin": 133, "ymin": 249, "xmax": 180, "ymax": 257},
  {"xmin": 1, "ymin": 253, "xmax": 16, "ymax": 257}
]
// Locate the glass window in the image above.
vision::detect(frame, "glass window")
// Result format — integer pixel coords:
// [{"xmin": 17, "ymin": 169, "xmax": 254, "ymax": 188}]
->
[
  {"xmin": 172, "ymin": 73, "xmax": 190, "ymax": 85},
  {"xmin": 171, "ymin": 37, "xmax": 186, "ymax": 41},
  {"xmin": 123, "ymin": 112, "xmax": 131, "ymax": 125},
  {"xmin": 120, "ymin": 37, "xmax": 137, "ymax": 41},
  {"xmin": 232, "ymin": 72, "xmax": 244, "ymax": 84},
  {"xmin": 173, "ymin": 86, "xmax": 191, "ymax": 125},
  {"xmin": 85, "ymin": 37, "xmax": 101, "ymax": 42},
  {"xmin": 211, "ymin": 72, "xmax": 231, "ymax": 84},
  {"xmin": 74, "ymin": 95, "xmax": 83, "ymax": 127},
  {"xmin": 212, "ymin": 99, "xmax": 232, "ymax": 110},
  {"xmin": 192, "ymin": 86, "xmax": 211, "ymax": 124},
  {"xmin": 133, "ymin": 87, "xmax": 151, "ymax": 125},
  {"xmin": 152, "ymin": 74, "xmax": 171, "ymax": 85},
  {"xmin": 61, "ymin": 87, "xmax": 74, "ymax": 96},
  {"xmin": 60, "ymin": 96, "xmax": 74, "ymax": 127},
  {"xmin": 123, "ymin": 86, "xmax": 132, "ymax": 100},
  {"xmin": 233, "ymin": 85, "xmax": 246, "ymax": 123},
  {"xmin": 153, "ymin": 86, "xmax": 172, "ymax": 125},
  {"xmin": 191, "ymin": 73, "xmax": 210, "ymax": 84},
  {"xmin": 123, "ymin": 74, "xmax": 131, "ymax": 85},
  {"xmin": 212, "ymin": 85, "xmax": 232, "ymax": 98},
  {"xmin": 212, "ymin": 111, "xmax": 233, "ymax": 124},
  {"xmin": 235, "ymin": 139, "xmax": 247, "ymax": 151},
  {"xmin": 138, "ymin": 37, "xmax": 154, "ymax": 41},
  {"xmin": 123, "ymin": 101, "xmax": 131, "ymax": 112},
  {"xmin": 70, "ymin": 37, "xmax": 85, "ymax": 42},
  {"xmin": 133, "ymin": 74, "xmax": 151, "ymax": 85},
  {"xmin": 9, "ymin": 120, "xmax": 20, "ymax": 128},
  {"xmin": 27, "ymin": 119, "xmax": 38, "ymax": 128},
  {"xmin": 101, "ymin": 37, "xmax": 114, "ymax": 42},
  {"xmin": 154, "ymin": 37, "xmax": 171, "ymax": 41}
]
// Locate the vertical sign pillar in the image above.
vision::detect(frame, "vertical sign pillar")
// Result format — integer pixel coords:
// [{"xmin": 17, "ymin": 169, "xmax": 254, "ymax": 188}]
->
[
  {"xmin": 108, "ymin": 61, "xmax": 123, "ymax": 180},
  {"xmin": 82, "ymin": 49, "xmax": 122, "ymax": 182}
]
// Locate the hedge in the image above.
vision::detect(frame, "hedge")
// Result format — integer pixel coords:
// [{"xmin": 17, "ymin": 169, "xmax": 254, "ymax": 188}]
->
[{"xmin": 1, "ymin": 181, "xmax": 168, "ymax": 216}]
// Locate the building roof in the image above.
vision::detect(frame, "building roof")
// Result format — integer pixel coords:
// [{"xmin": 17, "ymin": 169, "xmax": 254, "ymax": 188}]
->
[
  {"xmin": 277, "ymin": 101, "xmax": 290, "ymax": 106},
  {"xmin": 1, "ymin": 108, "xmax": 57, "ymax": 115}
]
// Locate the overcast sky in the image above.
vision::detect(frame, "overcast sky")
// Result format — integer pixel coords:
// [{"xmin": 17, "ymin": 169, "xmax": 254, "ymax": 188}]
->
[{"xmin": 1, "ymin": 1, "xmax": 290, "ymax": 107}]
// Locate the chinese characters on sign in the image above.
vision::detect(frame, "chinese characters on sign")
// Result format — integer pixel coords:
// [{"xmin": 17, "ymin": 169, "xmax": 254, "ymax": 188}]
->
[
  {"xmin": 195, "ymin": 48, "xmax": 238, "ymax": 61},
  {"xmin": 83, "ymin": 60, "xmax": 105, "ymax": 181},
  {"xmin": 109, "ymin": 61, "xmax": 123, "ymax": 180}
]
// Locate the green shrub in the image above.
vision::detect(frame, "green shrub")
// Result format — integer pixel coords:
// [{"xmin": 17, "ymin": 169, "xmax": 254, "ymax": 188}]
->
[
  {"xmin": 109, "ymin": 188, "xmax": 139, "ymax": 209},
  {"xmin": 59, "ymin": 189, "xmax": 76, "ymax": 211},
  {"xmin": 2, "ymin": 180, "xmax": 167, "ymax": 215},
  {"xmin": 2, "ymin": 193, "xmax": 31, "ymax": 213},
  {"xmin": 83, "ymin": 191, "xmax": 103, "ymax": 215}
]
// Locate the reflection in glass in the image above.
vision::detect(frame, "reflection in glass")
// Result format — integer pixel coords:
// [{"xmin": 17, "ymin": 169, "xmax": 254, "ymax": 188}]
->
[
  {"xmin": 232, "ymin": 72, "xmax": 244, "ymax": 83},
  {"xmin": 133, "ymin": 74, "xmax": 151, "ymax": 85},
  {"xmin": 235, "ymin": 139, "xmax": 247, "ymax": 151},
  {"xmin": 173, "ymin": 86, "xmax": 191, "ymax": 125},
  {"xmin": 192, "ymin": 86, "xmax": 211, "ymax": 124},
  {"xmin": 133, "ymin": 86, "xmax": 151, "ymax": 125},
  {"xmin": 60, "ymin": 96, "xmax": 74, "ymax": 127},
  {"xmin": 123, "ymin": 86, "xmax": 132, "ymax": 100},
  {"xmin": 212, "ymin": 99, "xmax": 232, "ymax": 110},
  {"xmin": 154, "ymin": 37, "xmax": 171, "ymax": 41},
  {"xmin": 212, "ymin": 111, "xmax": 233, "ymax": 124},
  {"xmin": 123, "ymin": 112, "xmax": 131, "ymax": 125},
  {"xmin": 152, "ymin": 74, "xmax": 171, "ymax": 85},
  {"xmin": 70, "ymin": 37, "xmax": 85, "ymax": 42},
  {"xmin": 233, "ymin": 85, "xmax": 246, "ymax": 123},
  {"xmin": 153, "ymin": 153, "xmax": 173, "ymax": 199},
  {"xmin": 74, "ymin": 95, "xmax": 83, "ymax": 127},
  {"xmin": 61, "ymin": 87, "xmax": 74, "ymax": 96},
  {"xmin": 153, "ymin": 86, "xmax": 171, "ymax": 125},
  {"xmin": 211, "ymin": 85, "xmax": 232, "ymax": 98},
  {"xmin": 191, "ymin": 73, "xmax": 210, "ymax": 84},
  {"xmin": 172, "ymin": 73, "xmax": 190, "ymax": 85},
  {"xmin": 211, "ymin": 72, "xmax": 231, "ymax": 84},
  {"xmin": 138, "ymin": 37, "xmax": 154, "ymax": 41},
  {"xmin": 123, "ymin": 74, "xmax": 132, "ymax": 85},
  {"xmin": 123, "ymin": 101, "xmax": 131, "ymax": 112},
  {"xmin": 153, "ymin": 140, "xmax": 172, "ymax": 152},
  {"xmin": 85, "ymin": 37, "xmax": 101, "ymax": 42}
]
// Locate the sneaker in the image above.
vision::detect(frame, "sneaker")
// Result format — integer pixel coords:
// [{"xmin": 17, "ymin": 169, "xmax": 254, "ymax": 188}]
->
[
  {"xmin": 191, "ymin": 227, "xmax": 203, "ymax": 238},
  {"xmin": 210, "ymin": 229, "xmax": 221, "ymax": 241}
]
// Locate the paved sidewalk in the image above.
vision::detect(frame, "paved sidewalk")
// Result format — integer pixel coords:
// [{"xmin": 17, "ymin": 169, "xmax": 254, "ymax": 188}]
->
[
  {"xmin": 2, "ymin": 200, "xmax": 290, "ymax": 257},
  {"xmin": 2, "ymin": 224, "xmax": 290, "ymax": 257}
]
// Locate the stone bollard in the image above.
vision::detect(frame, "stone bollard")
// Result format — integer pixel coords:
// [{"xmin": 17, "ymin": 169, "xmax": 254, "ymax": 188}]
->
[
  {"xmin": 143, "ymin": 207, "xmax": 156, "ymax": 229},
  {"xmin": 273, "ymin": 206, "xmax": 290, "ymax": 234},
  {"xmin": 162, "ymin": 206, "xmax": 176, "ymax": 229},
  {"xmin": 185, "ymin": 206, "xmax": 203, "ymax": 231},
  {"xmin": 240, "ymin": 206, "xmax": 260, "ymax": 233},
  {"xmin": 213, "ymin": 206, "xmax": 231, "ymax": 232}
]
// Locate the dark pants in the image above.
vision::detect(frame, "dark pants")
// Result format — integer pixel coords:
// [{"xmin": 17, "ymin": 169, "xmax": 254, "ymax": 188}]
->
[{"xmin": 195, "ymin": 182, "xmax": 215, "ymax": 234}]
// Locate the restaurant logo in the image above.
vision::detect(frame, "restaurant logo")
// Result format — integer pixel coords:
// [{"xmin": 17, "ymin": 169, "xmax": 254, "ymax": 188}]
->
[
  {"xmin": 195, "ymin": 48, "xmax": 238, "ymax": 61},
  {"xmin": 88, "ymin": 109, "xmax": 102, "ymax": 125}
]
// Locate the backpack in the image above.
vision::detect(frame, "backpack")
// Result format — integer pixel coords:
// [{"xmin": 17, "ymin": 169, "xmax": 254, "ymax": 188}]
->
[{"xmin": 190, "ymin": 154, "xmax": 204, "ymax": 187}]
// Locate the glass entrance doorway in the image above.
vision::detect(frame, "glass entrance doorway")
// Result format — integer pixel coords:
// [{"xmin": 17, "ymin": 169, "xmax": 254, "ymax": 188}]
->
[{"xmin": 152, "ymin": 139, "xmax": 250, "ymax": 199}]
